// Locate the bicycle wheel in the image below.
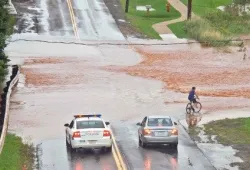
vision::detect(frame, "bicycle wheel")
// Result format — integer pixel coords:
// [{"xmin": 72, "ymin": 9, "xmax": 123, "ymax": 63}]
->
[
  {"xmin": 193, "ymin": 102, "xmax": 202, "ymax": 113},
  {"xmin": 186, "ymin": 103, "xmax": 193, "ymax": 114}
]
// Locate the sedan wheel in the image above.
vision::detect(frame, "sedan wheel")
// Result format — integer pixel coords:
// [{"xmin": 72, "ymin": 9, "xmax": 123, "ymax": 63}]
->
[
  {"xmin": 141, "ymin": 139, "xmax": 147, "ymax": 148},
  {"xmin": 171, "ymin": 143, "xmax": 178, "ymax": 149},
  {"xmin": 138, "ymin": 137, "xmax": 142, "ymax": 146}
]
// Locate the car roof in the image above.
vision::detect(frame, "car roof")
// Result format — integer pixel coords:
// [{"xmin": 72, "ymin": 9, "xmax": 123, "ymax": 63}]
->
[{"xmin": 147, "ymin": 115, "xmax": 171, "ymax": 119}]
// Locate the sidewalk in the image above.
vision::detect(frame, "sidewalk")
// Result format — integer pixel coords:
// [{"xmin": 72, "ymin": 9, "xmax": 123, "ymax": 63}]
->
[{"xmin": 152, "ymin": 0, "xmax": 198, "ymax": 35}]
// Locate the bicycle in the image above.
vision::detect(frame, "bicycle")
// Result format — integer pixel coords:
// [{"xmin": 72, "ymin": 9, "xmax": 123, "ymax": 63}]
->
[{"xmin": 186, "ymin": 98, "xmax": 202, "ymax": 114}]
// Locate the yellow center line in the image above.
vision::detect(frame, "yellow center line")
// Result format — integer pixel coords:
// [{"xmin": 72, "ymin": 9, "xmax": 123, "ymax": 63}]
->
[
  {"xmin": 112, "ymin": 145, "xmax": 123, "ymax": 170},
  {"xmin": 111, "ymin": 129, "xmax": 127, "ymax": 170},
  {"xmin": 66, "ymin": 1, "xmax": 126, "ymax": 168},
  {"xmin": 66, "ymin": 0, "xmax": 80, "ymax": 40}
]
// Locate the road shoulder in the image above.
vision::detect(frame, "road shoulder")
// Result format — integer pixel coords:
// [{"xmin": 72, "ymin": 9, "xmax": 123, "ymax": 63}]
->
[{"xmin": 179, "ymin": 109, "xmax": 250, "ymax": 170}]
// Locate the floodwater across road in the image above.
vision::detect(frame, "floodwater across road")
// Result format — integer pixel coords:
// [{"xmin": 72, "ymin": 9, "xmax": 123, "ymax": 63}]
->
[{"xmin": 6, "ymin": 40, "xmax": 216, "ymax": 170}]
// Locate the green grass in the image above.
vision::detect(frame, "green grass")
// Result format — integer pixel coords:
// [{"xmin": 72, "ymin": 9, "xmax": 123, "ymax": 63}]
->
[
  {"xmin": 168, "ymin": 21, "xmax": 189, "ymax": 38},
  {"xmin": 120, "ymin": 0, "xmax": 181, "ymax": 39},
  {"xmin": 0, "ymin": 133, "xmax": 35, "ymax": 170},
  {"xmin": 168, "ymin": 0, "xmax": 250, "ymax": 46},
  {"xmin": 204, "ymin": 118, "xmax": 250, "ymax": 144},
  {"xmin": 181, "ymin": 0, "xmax": 232, "ymax": 16}
]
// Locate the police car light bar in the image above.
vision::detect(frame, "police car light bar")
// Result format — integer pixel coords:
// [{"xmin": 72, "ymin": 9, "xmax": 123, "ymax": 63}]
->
[{"xmin": 74, "ymin": 114, "xmax": 102, "ymax": 118}]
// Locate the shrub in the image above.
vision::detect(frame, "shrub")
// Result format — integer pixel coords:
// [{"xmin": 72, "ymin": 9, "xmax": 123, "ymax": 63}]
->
[{"xmin": 184, "ymin": 9, "xmax": 250, "ymax": 47}]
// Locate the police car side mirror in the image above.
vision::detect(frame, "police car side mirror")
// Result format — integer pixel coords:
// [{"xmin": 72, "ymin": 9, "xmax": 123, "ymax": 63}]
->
[
  {"xmin": 64, "ymin": 123, "xmax": 69, "ymax": 127},
  {"xmin": 174, "ymin": 122, "xmax": 177, "ymax": 125},
  {"xmin": 105, "ymin": 122, "xmax": 110, "ymax": 125},
  {"xmin": 136, "ymin": 122, "xmax": 141, "ymax": 126}
]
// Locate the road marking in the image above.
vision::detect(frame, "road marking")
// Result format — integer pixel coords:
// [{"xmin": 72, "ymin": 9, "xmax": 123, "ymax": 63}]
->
[
  {"xmin": 111, "ymin": 129, "xmax": 127, "ymax": 170},
  {"xmin": 65, "ymin": 1, "xmax": 126, "ymax": 168},
  {"xmin": 112, "ymin": 145, "xmax": 123, "ymax": 170},
  {"xmin": 66, "ymin": 0, "xmax": 80, "ymax": 39}
]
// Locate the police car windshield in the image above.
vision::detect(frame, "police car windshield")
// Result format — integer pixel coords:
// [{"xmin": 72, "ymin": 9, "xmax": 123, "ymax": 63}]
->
[
  {"xmin": 147, "ymin": 118, "xmax": 173, "ymax": 127},
  {"xmin": 76, "ymin": 120, "xmax": 105, "ymax": 129}
]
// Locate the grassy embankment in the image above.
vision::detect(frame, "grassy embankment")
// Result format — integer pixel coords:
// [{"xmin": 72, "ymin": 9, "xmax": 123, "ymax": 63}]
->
[
  {"xmin": 0, "ymin": 1, "xmax": 35, "ymax": 169},
  {"xmin": 169, "ymin": 0, "xmax": 250, "ymax": 46},
  {"xmin": 120, "ymin": 0, "xmax": 181, "ymax": 39},
  {"xmin": 0, "ymin": 134, "xmax": 35, "ymax": 170},
  {"xmin": 203, "ymin": 118, "xmax": 250, "ymax": 144}
]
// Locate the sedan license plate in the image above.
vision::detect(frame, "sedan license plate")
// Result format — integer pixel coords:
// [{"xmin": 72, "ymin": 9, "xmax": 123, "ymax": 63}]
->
[
  {"xmin": 88, "ymin": 140, "xmax": 97, "ymax": 144},
  {"xmin": 88, "ymin": 131, "xmax": 99, "ymax": 135},
  {"xmin": 80, "ymin": 140, "xmax": 85, "ymax": 143},
  {"xmin": 155, "ymin": 132, "xmax": 167, "ymax": 136}
]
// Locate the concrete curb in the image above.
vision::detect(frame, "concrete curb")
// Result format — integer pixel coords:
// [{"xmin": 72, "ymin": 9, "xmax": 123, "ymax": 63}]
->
[{"xmin": 0, "ymin": 65, "xmax": 20, "ymax": 154}]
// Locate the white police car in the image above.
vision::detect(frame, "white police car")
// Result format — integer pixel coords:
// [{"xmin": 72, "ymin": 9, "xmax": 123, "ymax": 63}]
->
[{"xmin": 64, "ymin": 114, "xmax": 112, "ymax": 152}]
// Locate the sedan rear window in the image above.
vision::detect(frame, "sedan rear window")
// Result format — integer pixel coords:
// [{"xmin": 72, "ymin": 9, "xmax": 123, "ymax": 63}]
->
[
  {"xmin": 147, "ymin": 118, "xmax": 173, "ymax": 127},
  {"xmin": 76, "ymin": 120, "xmax": 105, "ymax": 129}
]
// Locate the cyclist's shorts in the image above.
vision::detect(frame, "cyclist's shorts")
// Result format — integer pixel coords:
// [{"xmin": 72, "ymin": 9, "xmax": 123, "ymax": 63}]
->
[{"xmin": 189, "ymin": 98, "xmax": 197, "ymax": 103}]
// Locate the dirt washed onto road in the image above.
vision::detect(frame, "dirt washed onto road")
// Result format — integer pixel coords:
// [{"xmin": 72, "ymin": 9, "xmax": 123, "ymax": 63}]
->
[
  {"xmin": 21, "ymin": 57, "xmax": 88, "ymax": 86},
  {"xmin": 106, "ymin": 43, "xmax": 250, "ymax": 111}
]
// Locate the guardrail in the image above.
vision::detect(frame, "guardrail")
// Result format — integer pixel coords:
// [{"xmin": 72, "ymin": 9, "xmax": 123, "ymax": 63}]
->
[{"xmin": 0, "ymin": 65, "xmax": 20, "ymax": 154}]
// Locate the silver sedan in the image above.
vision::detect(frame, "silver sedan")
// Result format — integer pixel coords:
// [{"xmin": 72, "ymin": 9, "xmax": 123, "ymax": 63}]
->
[{"xmin": 137, "ymin": 115, "xmax": 178, "ymax": 148}]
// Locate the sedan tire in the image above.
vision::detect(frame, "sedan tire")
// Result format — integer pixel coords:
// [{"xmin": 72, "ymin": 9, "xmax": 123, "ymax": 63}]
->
[
  {"xmin": 139, "ymin": 137, "xmax": 147, "ymax": 148},
  {"xmin": 171, "ymin": 143, "xmax": 178, "ymax": 149}
]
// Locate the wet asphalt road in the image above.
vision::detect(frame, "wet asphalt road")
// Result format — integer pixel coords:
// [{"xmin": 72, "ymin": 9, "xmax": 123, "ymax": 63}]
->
[
  {"xmin": 8, "ymin": 0, "xmax": 218, "ymax": 169},
  {"xmin": 6, "ymin": 42, "xmax": 216, "ymax": 170},
  {"xmin": 12, "ymin": 0, "xmax": 124, "ymax": 40},
  {"xmin": 37, "ymin": 139, "xmax": 116, "ymax": 170}
]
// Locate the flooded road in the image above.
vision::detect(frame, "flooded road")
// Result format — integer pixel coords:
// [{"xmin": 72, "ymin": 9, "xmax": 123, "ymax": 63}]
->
[
  {"xmin": 6, "ymin": 41, "xmax": 216, "ymax": 170},
  {"xmin": 6, "ymin": 0, "xmax": 248, "ymax": 168}
]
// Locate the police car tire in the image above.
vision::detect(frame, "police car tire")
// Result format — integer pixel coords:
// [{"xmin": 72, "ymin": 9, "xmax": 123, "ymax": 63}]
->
[
  {"xmin": 66, "ymin": 138, "xmax": 69, "ymax": 147},
  {"xmin": 106, "ymin": 146, "xmax": 112, "ymax": 153}
]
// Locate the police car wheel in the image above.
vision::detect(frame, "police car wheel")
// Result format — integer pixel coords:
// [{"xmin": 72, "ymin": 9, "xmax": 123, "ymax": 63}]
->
[
  {"xmin": 66, "ymin": 138, "xmax": 70, "ymax": 147},
  {"xmin": 69, "ymin": 142, "xmax": 76, "ymax": 153},
  {"xmin": 106, "ymin": 146, "xmax": 112, "ymax": 153}
]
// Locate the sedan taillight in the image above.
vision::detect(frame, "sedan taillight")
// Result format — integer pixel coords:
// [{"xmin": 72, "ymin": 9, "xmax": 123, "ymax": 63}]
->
[
  {"xmin": 171, "ymin": 128, "xmax": 178, "ymax": 135},
  {"xmin": 143, "ymin": 129, "xmax": 151, "ymax": 135},
  {"xmin": 103, "ymin": 130, "xmax": 111, "ymax": 137},
  {"xmin": 72, "ymin": 131, "xmax": 81, "ymax": 139}
]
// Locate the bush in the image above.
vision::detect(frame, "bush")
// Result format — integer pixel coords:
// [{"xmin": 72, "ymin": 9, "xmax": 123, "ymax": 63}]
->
[
  {"xmin": 0, "ymin": 1, "xmax": 15, "ymax": 83},
  {"xmin": 185, "ymin": 18, "xmax": 231, "ymax": 46},
  {"xmin": 184, "ymin": 10, "xmax": 250, "ymax": 47}
]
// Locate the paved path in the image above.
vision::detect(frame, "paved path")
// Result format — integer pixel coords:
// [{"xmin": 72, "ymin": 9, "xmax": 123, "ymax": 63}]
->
[{"xmin": 152, "ymin": 0, "xmax": 197, "ymax": 34}]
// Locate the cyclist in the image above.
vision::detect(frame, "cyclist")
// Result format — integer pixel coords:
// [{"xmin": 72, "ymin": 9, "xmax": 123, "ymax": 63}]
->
[{"xmin": 188, "ymin": 87, "xmax": 199, "ymax": 109}]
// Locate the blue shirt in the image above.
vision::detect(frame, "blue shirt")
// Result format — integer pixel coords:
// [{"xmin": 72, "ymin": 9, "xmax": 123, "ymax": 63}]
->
[{"xmin": 188, "ymin": 90, "xmax": 195, "ymax": 100}]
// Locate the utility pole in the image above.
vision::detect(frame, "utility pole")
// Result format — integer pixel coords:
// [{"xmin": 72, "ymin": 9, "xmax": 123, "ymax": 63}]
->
[
  {"xmin": 187, "ymin": 0, "xmax": 192, "ymax": 20},
  {"xmin": 125, "ymin": 0, "xmax": 129, "ymax": 13}
]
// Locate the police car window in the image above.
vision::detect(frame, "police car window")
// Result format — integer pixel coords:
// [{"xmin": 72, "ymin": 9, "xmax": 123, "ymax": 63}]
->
[
  {"xmin": 76, "ymin": 120, "xmax": 105, "ymax": 129},
  {"xmin": 147, "ymin": 118, "xmax": 173, "ymax": 127}
]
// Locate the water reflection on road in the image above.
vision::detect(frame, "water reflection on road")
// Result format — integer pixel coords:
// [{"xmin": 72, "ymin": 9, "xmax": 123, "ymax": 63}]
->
[{"xmin": 37, "ymin": 139, "xmax": 117, "ymax": 170}]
